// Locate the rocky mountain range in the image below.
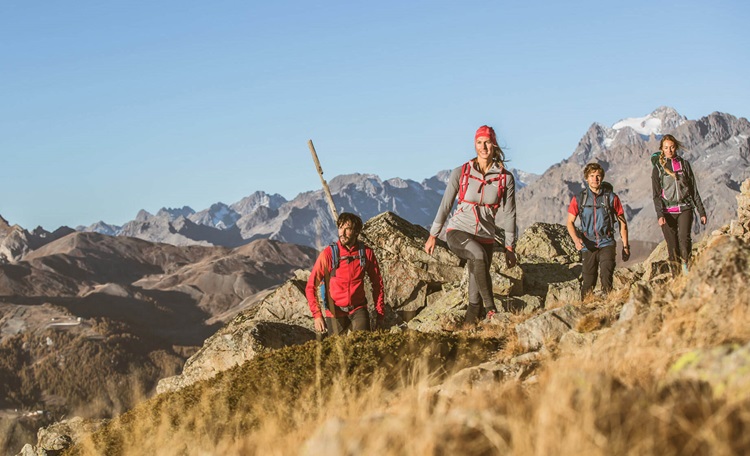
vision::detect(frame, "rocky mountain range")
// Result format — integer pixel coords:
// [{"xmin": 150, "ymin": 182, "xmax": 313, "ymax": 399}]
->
[
  {"xmin": 73, "ymin": 107, "xmax": 749, "ymax": 252},
  {"xmin": 78, "ymin": 170, "xmax": 538, "ymax": 251}
]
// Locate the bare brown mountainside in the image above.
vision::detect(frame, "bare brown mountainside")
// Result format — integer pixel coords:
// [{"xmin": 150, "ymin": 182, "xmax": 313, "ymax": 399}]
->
[
  {"xmin": 517, "ymin": 109, "xmax": 750, "ymax": 243},
  {"xmin": 0, "ymin": 231, "xmax": 316, "ymax": 435}
]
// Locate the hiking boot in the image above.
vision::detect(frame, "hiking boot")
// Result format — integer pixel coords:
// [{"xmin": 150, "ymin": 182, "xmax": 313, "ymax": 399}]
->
[{"xmin": 682, "ymin": 262, "xmax": 689, "ymax": 275}]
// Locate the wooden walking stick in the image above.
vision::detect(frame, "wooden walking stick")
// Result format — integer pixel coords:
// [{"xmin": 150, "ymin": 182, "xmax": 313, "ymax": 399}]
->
[
  {"xmin": 308, "ymin": 139, "xmax": 340, "ymax": 337},
  {"xmin": 308, "ymin": 139, "xmax": 339, "ymax": 222}
]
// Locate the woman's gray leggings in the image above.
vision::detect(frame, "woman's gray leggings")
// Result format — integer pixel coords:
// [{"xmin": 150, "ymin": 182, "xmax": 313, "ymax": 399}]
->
[{"xmin": 446, "ymin": 230, "xmax": 496, "ymax": 322}]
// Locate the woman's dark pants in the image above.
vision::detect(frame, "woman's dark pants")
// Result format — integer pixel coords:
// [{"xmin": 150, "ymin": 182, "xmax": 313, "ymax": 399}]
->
[{"xmin": 446, "ymin": 230, "xmax": 496, "ymax": 324}]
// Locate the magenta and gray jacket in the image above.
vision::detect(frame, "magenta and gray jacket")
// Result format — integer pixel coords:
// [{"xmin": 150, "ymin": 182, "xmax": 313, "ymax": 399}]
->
[{"xmin": 429, "ymin": 159, "xmax": 517, "ymax": 248}]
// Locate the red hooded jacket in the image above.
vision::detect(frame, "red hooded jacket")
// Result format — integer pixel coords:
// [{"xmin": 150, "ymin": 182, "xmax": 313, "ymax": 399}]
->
[{"xmin": 305, "ymin": 241, "xmax": 385, "ymax": 320}]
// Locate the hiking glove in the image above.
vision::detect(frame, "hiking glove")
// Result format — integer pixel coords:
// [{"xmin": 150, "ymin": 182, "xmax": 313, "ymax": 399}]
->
[
  {"xmin": 504, "ymin": 248, "xmax": 517, "ymax": 269},
  {"xmin": 621, "ymin": 246, "xmax": 630, "ymax": 262}
]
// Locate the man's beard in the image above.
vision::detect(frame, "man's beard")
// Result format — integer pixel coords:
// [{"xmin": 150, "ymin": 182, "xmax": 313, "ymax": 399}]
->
[{"xmin": 339, "ymin": 235, "xmax": 356, "ymax": 247}]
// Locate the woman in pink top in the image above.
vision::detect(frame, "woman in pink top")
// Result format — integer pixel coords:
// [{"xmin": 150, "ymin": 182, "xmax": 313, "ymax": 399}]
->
[{"xmin": 652, "ymin": 134, "xmax": 707, "ymax": 274}]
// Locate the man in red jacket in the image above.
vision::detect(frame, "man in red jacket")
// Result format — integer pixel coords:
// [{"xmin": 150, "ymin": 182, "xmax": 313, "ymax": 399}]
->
[{"xmin": 305, "ymin": 212, "xmax": 385, "ymax": 335}]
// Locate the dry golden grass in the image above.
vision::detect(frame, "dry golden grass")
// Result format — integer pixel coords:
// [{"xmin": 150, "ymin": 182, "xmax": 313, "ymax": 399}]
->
[{"xmin": 57, "ymin": 236, "xmax": 750, "ymax": 455}]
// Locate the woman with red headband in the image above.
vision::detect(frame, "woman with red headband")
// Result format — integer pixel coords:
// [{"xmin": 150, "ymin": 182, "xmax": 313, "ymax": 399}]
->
[{"xmin": 424, "ymin": 125, "xmax": 517, "ymax": 325}]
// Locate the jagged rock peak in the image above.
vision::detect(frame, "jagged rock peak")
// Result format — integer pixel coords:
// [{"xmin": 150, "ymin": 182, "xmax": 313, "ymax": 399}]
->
[
  {"xmin": 79, "ymin": 221, "xmax": 120, "ymax": 236},
  {"xmin": 328, "ymin": 173, "xmax": 382, "ymax": 193},
  {"xmin": 156, "ymin": 206, "xmax": 196, "ymax": 220},
  {"xmin": 189, "ymin": 202, "xmax": 239, "ymax": 230},
  {"xmin": 0, "ymin": 214, "xmax": 11, "ymax": 233},
  {"xmin": 135, "ymin": 209, "xmax": 153, "ymax": 222},
  {"xmin": 230, "ymin": 191, "xmax": 287, "ymax": 216}
]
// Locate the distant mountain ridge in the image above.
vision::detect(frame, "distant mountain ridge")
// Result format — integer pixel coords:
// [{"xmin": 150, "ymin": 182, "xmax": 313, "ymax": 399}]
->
[
  {"xmin": 78, "ymin": 170, "xmax": 538, "ymax": 250},
  {"xmin": 67, "ymin": 106, "xmax": 750, "ymax": 249}
]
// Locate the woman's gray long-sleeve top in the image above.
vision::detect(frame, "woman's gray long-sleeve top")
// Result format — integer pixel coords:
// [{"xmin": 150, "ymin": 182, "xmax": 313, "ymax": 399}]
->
[{"xmin": 429, "ymin": 160, "xmax": 517, "ymax": 248}]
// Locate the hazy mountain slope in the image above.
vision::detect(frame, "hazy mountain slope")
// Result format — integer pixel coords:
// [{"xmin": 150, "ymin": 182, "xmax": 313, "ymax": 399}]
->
[{"xmin": 0, "ymin": 231, "xmax": 316, "ymax": 428}]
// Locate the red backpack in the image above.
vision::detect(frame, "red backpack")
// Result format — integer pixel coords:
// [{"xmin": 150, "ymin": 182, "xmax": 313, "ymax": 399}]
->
[{"xmin": 457, "ymin": 160, "xmax": 507, "ymax": 209}]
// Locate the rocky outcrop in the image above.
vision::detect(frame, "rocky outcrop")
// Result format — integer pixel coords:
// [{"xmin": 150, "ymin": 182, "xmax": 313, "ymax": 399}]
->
[
  {"xmin": 515, "ymin": 305, "xmax": 585, "ymax": 351},
  {"xmin": 516, "ymin": 223, "xmax": 578, "ymax": 264},
  {"xmin": 16, "ymin": 417, "xmax": 103, "ymax": 456},
  {"xmin": 157, "ymin": 317, "xmax": 316, "ymax": 394},
  {"xmin": 730, "ymin": 178, "xmax": 750, "ymax": 241}
]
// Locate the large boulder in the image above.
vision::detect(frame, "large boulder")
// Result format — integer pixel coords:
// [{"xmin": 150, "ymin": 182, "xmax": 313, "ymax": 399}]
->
[
  {"xmin": 681, "ymin": 234, "xmax": 750, "ymax": 303},
  {"xmin": 157, "ymin": 318, "xmax": 315, "ymax": 394},
  {"xmin": 515, "ymin": 223, "xmax": 581, "ymax": 299},
  {"xmin": 252, "ymin": 270, "xmax": 315, "ymax": 329},
  {"xmin": 361, "ymin": 212, "xmax": 464, "ymax": 313},
  {"xmin": 515, "ymin": 223, "xmax": 578, "ymax": 265}
]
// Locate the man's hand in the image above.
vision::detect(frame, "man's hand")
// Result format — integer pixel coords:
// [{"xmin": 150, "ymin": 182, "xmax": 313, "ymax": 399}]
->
[
  {"xmin": 573, "ymin": 237, "xmax": 584, "ymax": 251},
  {"xmin": 700, "ymin": 215, "xmax": 707, "ymax": 225},
  {"xmin": 621, "ymin": 245, "xmax": 631, "ymax": 262},
  {"xmin": 424, "ymin": 235, "xmax": 436, "ymax": 255},
  {"xmin": 314, "ymin": 316, "xmax": 327, "ymax": 333},
  {"xmin": 505, "ymin": 247, "xmax": 517, "ymax": 268},
  {"xmin": 658, "ymin": 217, "xmax": 666, "ymax": 226}
]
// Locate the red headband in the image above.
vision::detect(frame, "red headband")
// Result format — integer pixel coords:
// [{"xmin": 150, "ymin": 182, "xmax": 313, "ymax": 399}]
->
[{"xmin": 475, "ymin": 125, "xmax": 497, "ymax": 145}]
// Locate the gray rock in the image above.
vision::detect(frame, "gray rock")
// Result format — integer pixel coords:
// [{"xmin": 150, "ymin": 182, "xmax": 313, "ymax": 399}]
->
[
  {"xmin": 430, "ymin": 360, "xmax": 517, "ymax": 400},
  {"xmin": 558, "ymin": 329, "xmax": 603, "ymax": 353},
  {"xmin": 16, "ymin": 417, "xmax": 104, "ymax": 456},
  {"xmin": 515, "ymin": 305, "xmax": 584, "ymax": 351},
  {"xmin": 16, "ymin": 444, "xmax": 36, "ymax": 456},
  {"xmin": 503, "ymin": 294, "xmax": 544, "ymax": 314},
  {"xmin": 516, "ymin": 222, "xmax": 579, "ymax": 264},
  {"xmin": 618, "ymin": 282, "xmax": 652, "ymax": 323},
  {"xmin": 361, "ymin": 212, "xmax": 464, "ymax": 312},
  {"xmin": 544, "ymin": 279, "xmax": 581, "ymax": 308},
  {"xmin": 252, "ymin": 271, "xmax": 314, "ymax": 329},
  {"xmin": 407, "ymin": 287, "xmax": 465, "ymax": 333}
]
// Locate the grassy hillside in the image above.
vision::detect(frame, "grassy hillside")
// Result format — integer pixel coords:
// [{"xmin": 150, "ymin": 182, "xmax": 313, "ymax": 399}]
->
[{"xmin": 60, "ymin": 234, "xmax": 750, "ymax": 455}]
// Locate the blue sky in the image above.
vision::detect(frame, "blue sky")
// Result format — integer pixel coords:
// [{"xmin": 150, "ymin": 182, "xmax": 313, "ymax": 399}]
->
[{"xmin": 1, "ymin": 1, "xmax": 748, "ymax": 229}]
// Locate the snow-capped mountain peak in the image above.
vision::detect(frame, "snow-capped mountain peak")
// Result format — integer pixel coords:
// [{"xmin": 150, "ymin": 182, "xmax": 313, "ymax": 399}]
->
[{"xmin": 611, "ymin": 106, "xmax": 687, "ymax": 136}]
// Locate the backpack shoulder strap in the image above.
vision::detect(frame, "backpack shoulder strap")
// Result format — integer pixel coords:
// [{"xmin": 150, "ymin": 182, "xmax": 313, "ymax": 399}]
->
[
  {"xmin": 329, "ymin": 243, "xmax": 340, "ymax": 277},
  {"xmin": 457, "ymin": 160, "xmax": 473, "ymax": 203},
  {"xmin": 579, "ymin": 187, "xmax": 588, "ymax": 210},
  {"xmin": 357, "ymin": 241, "xmax": 367, "ymax": 268},
  {"xmin": 602, "ymin": 184, "xmax": 617, "ymax": 229}
]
